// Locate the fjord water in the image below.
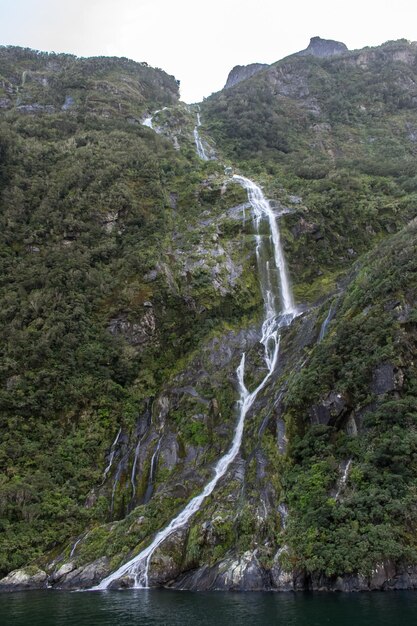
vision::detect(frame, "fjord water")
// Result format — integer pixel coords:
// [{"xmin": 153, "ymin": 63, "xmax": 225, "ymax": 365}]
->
[
  {"xmin": 92, "ymin": 177, "xmax": 296, "ymax": 589},
  {"xmin": 3, "ymin": 590, "xmax": 417, "ymax": 626}
]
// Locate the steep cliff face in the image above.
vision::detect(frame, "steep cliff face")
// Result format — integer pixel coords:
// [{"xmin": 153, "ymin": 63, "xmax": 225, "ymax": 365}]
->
[
  {"xmin": 224, "ymin": 63, "xmax": 269, "ymax": 89},
  {"xmin": 295, "ymin": 36, "xmax": 348, "ymax": 58},
  {"xmin": 0, "ymin": 41, "xmax": 417, "ymax": 593}
]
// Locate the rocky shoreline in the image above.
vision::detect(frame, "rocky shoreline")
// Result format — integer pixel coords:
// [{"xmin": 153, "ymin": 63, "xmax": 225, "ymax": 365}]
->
[{"xmin": 2, "ymin": 557, "xmax": 417, "ymax": 593}]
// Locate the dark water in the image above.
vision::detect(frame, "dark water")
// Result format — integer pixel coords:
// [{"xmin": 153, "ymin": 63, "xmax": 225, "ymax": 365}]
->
[{"xmin": 1, "ymin": 590, "xmax": 416, "ymax": 626}]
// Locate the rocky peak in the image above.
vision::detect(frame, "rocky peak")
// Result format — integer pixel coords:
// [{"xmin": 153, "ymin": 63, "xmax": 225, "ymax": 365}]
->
[
  {"xmin": 296, "ymin": 36, "xmax": 348, "ymax": 58},
  {"xmin": 224, "ymin": 63, "xmax": 269, "ymax": 89}
]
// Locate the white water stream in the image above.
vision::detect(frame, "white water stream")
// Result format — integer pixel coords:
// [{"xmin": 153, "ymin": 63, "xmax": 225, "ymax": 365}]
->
[
  {"xmin": 91, "ymin": 176, "xmax": 296, "ymax": 590},
  {"xmin": 319, "ymin": 301, "xmax": 335, "ymax": 342},
  {"xmin": 194, "ymin": 112, "xmax": 209, "ymax": 161},
  {"xmin": 335, "ymin": 459, "xmax": 352, "ymax": 500},
  {"xmin": 130, "ymin": 437, "xmax": 145, "ymax": 500},
  {"xmin": 141, "ymin": 107, "xmax": 168, "ymax": 132},
  {"xmin": 102, "ymin": 428, "xmax": 121, "ymax": 484}
]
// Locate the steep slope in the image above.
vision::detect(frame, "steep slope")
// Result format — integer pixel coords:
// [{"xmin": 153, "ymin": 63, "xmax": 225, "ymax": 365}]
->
[
  {"xmin": 0, "ymin": 41, "xmax": 416, "ymax": 593},
  {"xmin": 0, "ymin": 47, "xmax": 253, "ymax": 578},
  {"xmin": 224, "ymin": 63, "xmax": 269, "ymax": 89},
  {"xmin": 203, "ymin": 39, "xmax": 417, "ymax": 300}
]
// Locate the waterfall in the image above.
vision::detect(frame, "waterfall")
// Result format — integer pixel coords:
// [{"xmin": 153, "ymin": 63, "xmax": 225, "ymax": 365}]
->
[
  {"xmin": 143, "ymin": 437, "xmax": 162, "ymax": 504},
  {"xmin": 141, "ymin": 107, "xmax": 168, "ymax": 131},
  {"xmin": 130, "ymin": 437, "xmax": 144, "ymax": 501},
  {"xmin": 319, "ymin": 301, "xmax": 335, "ymax": 341},
  {"xmin": 102, "ymin": 428, "xmax": 121, "ymax": 484},
  {"xmin": 277, "ymin": 503, "xmax": 289, "ymax": 529},
  {"xmin": 193, "ymin": 112, "xmax": 209, "ymax": 161},
  {"xmin": 142, "ymin": 114, "xmax": 154, "ymax": 129},
  {"xmin": 90, "ymin": 176, "xmax": 296, "ymax": 590},
  {"xmin": 233, "ymin": 176, "xmax": 295, "ymax": 318},
  {"xmin": 110, "ymin": 459, "xmax": 124, "ymax": 518},
  {"xmin": 335, "ymin": 459, "xmax": 352, "ymax": 500}
]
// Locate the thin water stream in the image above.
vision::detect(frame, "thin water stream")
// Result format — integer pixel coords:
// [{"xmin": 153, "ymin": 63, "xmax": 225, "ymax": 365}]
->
[{"xmin": 193, "ymin": 112, "xmax": 209, "ymax": 160}]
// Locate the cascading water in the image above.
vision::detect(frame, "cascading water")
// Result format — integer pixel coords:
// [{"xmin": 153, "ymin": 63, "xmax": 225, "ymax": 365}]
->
[
  {"xmin": 193, "ymin": 112, "xmax": 209, "ymax": 161},
  {"xmin": 143, "ymin": 437, "xmax": 162, "ymax": 504},
  {"xmin": 142, "ymin": 114, "xmax": 154, "ymax": 129},
  {"xmin": 319, "ymin": 301, "xmax": 335, "ymax": 342},
  {"xmin": 130, "ymin": 438, "xmax": 144, "ymax": 500},
  {"xmin": 91, "ymin": 176, "xmax": 297, "ymax": 591},
  {"xmin": 335, "ymin": 459, "xmax": 352, "ymax": 500},
  {"xmin": 142, "ymin": 107, "xmax": 168, "ymax": 132},
  {"xmin": 102, "ymin": 428, "xmax": 121, "ymax": 484},
  {"xmin": 277, "ymin": 503, "xmax": 289, "ymax": 529}
]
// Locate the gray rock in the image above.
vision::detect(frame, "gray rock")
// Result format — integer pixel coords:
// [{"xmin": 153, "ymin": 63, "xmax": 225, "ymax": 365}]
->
[
  {"xmin": 49, "ymin": 562, "xmax": 77, "ymax": 584},
  {"xmin": 16, "ymin": 103, "xmax": 55, "ymax": 114},
  {"xmin": 309, "ymin": 391, "xmax": 348, "ymax": 425},
  {"xmin": 172, "ymin": 551, "xmax": 269, "ymax": 591},
  {"xmin": 271, "ymin": 546, "xmax": 294, "ymax": 590},
  {"xmin": 169, "ymin": 192, "xmax": 178, "ymax": 209},
  {"xmin": 62, "ymin": 95, "xmax": 75, "ymax": 110},
  {"xmin": 224, "ymin": 63, "xmax": 269, "ymax": 89},
  {"xmin": 107, "ymin": 310, "xmax": 158, "ymax": 348},
  {"xmin": 277, "ymin": 418, "xmax": 287, "ymax": 454},
  {"xmin": 0, "ymin": 567, "xmax": 48, "ymax": 591},
  {"xmin": 371, "ymin": 363, "xmax": 396, "ymax": 395},
  {"xmin": 143, "ymin": 269, "xmax": 158, "ymax": 283},
  {"xmin": 296, "ymin": 36, "xmax": 348, "ymax": 59},
  {"xmin": 56, "ymin": 557, "xmax": 110, "ymax": 589}
]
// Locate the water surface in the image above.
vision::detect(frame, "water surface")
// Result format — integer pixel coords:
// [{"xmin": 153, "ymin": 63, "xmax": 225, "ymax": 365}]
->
[{"xmin": 1, "ymin": 590, "xmax": 416, "ymax": 626}]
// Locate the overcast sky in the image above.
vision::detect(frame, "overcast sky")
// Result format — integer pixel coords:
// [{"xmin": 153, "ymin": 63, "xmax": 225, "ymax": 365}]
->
[{"xmin": 0, "ymin": 0, "xmax": 416, "ymax": 102}]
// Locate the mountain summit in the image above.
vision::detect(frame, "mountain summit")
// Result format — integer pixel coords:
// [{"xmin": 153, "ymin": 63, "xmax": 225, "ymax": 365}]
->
[
  {"xmin": 295, "ymin": 35, "xmax": 348, "ymax": 58},
  {"xmin": 224, "ymin": 63, "xmax": 269, "ymax": 89},
  {"xmin": 223, "ymin": 36, "xmax": 349, "ymax": 90}
]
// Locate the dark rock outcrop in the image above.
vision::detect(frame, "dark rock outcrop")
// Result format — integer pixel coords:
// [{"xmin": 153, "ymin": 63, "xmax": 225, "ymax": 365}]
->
[
  {"xmin": 224, "ymin": 63, "xmax": 269, "ymax": 89},
  {"xmin": 295, "ymin": 36, "xmax": 348, "ymax": 58}
]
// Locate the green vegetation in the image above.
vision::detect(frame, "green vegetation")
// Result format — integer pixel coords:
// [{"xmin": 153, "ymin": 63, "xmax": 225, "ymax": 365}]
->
[
  {"xmin": 1, "ymin": 40, "xmax": 416, "ymax": 587},
  {"xmin": 282, "ymin": 224, "xmax": 417, "ymax": 577},
  {"xmin": 0, "ymin": 49, "xmax": 259, "ymax": 575}
]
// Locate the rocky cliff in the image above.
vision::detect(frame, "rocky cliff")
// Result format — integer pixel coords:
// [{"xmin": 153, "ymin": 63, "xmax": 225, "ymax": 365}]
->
[
  {"xmin": 295, "ymin": 35, "xmax": 348, "ymax": 58},
  {"xmin": 224, "ymin": 63, "xmax": 269, "ymax": 89}
]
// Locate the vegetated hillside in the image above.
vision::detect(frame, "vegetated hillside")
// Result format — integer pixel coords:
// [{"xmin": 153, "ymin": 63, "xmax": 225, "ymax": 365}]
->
[
  {"xmin": 0, "ymin": 40, "xmax": 416, "ymax": 592},
  {"xmin": 282, "ymin": 221, "xmax": 417, "ymax": 584},
  {"xmin": 203, "ymin": 39, "xmax": 417, "ymax": 299},
  {"xmin": 0, "ymin": 47, "xmax": 254, "ymax": 575},
  {"xmin": 0, "ymin": 46, "xmax": 179, "ymax": 117}
]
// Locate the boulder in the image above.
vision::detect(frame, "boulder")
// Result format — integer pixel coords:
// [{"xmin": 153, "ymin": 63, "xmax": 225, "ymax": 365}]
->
[
  {"xmin": 55, "ymin": 557, "xmax": 110, "ymax": 589},
  {"xmin": 0, "ymin": 567, "xmax": 48, "ymax": 591}
]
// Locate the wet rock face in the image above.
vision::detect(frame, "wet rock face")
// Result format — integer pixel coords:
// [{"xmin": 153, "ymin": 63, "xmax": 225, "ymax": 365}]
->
[
  {"xmin": 171, "ymin": 551, "xmax": 270, "ymax": 591},
  {"xmin": 147, "ymin": 527, "xmax": 189, "ymax": 586},
  {"xmin": 224, "ymin": 63, "xmax": 269, "ymax": 89}
]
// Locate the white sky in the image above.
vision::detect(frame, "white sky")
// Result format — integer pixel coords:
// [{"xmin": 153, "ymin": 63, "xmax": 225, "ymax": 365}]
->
[{"xmin": 0, "ymin": 0, "xmax": 416, "ymax": 102}]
